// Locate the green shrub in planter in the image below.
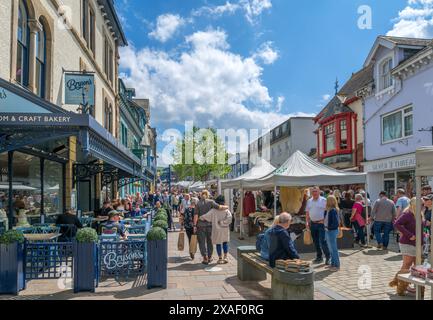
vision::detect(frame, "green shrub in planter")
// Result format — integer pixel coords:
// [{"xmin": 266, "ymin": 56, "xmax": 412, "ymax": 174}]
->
[
  {"xmin": 146, "ymin": 227, "xmax": 167, "ymax": 241},
  {"xmin": 152, "ymin": 220, "xmax": 168, "ymax": 230},
  {"xmin": 0, "ymin": 230, "xmax": 25, "ymax": 245},
  {"xmin": 154, "ymin": 213, "xmax": 167, "ymax": 221},
  {"xmin": 157, "ymin": 208, "xmax": 167, "ymax": 215},
  {"xmin": 76, "ymin": 228, "xmax": 98, "ymax": 243}
]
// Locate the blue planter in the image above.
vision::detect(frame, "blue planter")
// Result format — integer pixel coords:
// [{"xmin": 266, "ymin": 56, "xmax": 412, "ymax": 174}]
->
[
  {"xmin": 0, "ymin": 243, "xmax": 26, "ymax": 295},
  {"xmin": 73, "ymin": 242, "xmax": 98, "ymax": 293},
  {"xmin": 147, "ymin": 239, "xmax": 167, "ymax": 289}
]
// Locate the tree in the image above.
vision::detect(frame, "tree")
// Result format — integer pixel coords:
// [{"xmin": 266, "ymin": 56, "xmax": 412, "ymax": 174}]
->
[{"xmin": 172, "ymin": 126, "xmax": 231, "ymax": 182}]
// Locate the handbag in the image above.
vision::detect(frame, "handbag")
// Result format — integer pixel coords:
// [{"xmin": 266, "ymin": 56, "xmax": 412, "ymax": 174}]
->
[
  {"xmin": 177, "ymin": 231, "xmax": 185, "ymax": 251},
  {"xmin": 338, "ymin": 228, "xmax": 344, "ymax": 239},
  {"xmin": 303, "ymin": 228, "xmax": 313, "ymax": 245},
  {"xmin": 189, "ymin": 234, "xmax": 198, "ymax": 254}
]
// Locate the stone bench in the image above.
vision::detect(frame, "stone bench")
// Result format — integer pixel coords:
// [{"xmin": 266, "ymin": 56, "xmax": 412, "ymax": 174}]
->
[{"xmin": 237, "ymin": 246, "xmax": 314, "ymax": 300}]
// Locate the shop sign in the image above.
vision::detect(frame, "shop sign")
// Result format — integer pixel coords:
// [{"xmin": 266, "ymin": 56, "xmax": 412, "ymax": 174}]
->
[
  {"xmin": 64, "ymin": 73, "xmax": 95, "ymax": 106},
  {"xmin": 0, "ymin": 87, "xmax": 51, "ymax": 113},
  {"xmin": 0, "ymin": 113, "xmax": 88, "ymax": 126},
  {"xmin": 102, "ymin": 250, "xmax": 145, "ymax": 270},
  {"xmin": 364, "ymin": 154, "xmax": 416, "ymax": 173}
]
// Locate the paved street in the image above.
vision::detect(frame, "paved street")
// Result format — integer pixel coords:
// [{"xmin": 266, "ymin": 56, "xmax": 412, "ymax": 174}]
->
[{"xmin": 1, "ymin": 222, "xmax": 431, "ymax": 300}]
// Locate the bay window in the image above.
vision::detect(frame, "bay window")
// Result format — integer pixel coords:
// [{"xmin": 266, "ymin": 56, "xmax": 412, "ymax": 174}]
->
[
  {"xmin": 382, "ymin": 106, "xmax": 413, "ymax": 143},
  {"xmin": 324, "ymin": 123, "xmax": 336, "ymax": 153}
]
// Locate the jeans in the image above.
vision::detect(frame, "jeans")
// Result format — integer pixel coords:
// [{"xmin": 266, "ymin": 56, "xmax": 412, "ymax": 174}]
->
[
  {"xmin": 353, "ymin": 221, "xmax": 366, "ymax": 245},
  {"xmin": 310, "ymin": 222, "xmax": 330, "ymax": 260},
  {"xmin": 325, "ymin": 229, "xmax": 340, "ymax": 268},
  {"xmin": 185, "ymin": 228, "xmax": 193, "ymax": 249},
  {"xmin": 216, "ymin": 242, "xmax": 229, "ymax": 256},
  {"xmin": 374, "ymin": 221, "xmax": 394, "ymax": 248},
  {"xmin": 197, "ymin": 225, "xmax": 213, "ymax": 258}
]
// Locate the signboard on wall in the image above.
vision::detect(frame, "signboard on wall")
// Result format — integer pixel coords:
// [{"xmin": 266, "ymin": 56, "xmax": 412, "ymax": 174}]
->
[
  {"xmin": 0, "ymin": 86, "xmax": 51, "ymax": 113},
  {"xmin": 64, "ymin": 72, "xmax": 95, "ymax": 106}
]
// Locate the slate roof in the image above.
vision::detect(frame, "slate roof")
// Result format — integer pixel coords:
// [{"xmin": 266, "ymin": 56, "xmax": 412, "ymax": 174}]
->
[
  {"xmin": 378, "ymin": 36, "xmax": 432, "ymax": 47},
  {"xmin": 315, "ymin": 96, "xmax": 352, "ymax": 123},
  {"xmin": 338, "ymin": 64, "xmax": 374, "ymax": 100}
]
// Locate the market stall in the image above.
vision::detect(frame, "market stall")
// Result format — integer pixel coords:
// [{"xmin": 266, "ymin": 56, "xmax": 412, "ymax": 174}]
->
[
  {"xmin": 397, "ymin": 147, "xmax": 433, "ymax": 300},
  {"xmin": 221, "ymin": 159, "xmax": 276, "ymax": 238}
]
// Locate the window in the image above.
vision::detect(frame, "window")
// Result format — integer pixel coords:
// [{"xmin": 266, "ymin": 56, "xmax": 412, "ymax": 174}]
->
[
  {"xmin": 104, "ymin": 38, "xmax": 114, "ymax": 84},
  {"xmin": 121, "ymin": 122, "xmax": 128, "ymax": 147},
  {"xmin": 340, "ymin": 120, "xmax": 348, "ymax": 150},
  {"xmin": 324, "ymin": 123, "xmax": 336, "ymax": 153},
  {"xmin": 82, "ymin": 0, "xmax": 95, "ymax": 53},
  {"xmin": 379, "ymin": 58, "xmax": 393, "ymax": 91},
  {"xmin": 35, "ymin": 23, "xmax": 46, "ymax": 98},
  {"xmin": 17, "ymin": 0, "xmax": 29, "ymax": 87},
  {"xmin": 382, "ymin": 106, "xmax": 413, "ymax": 143}
]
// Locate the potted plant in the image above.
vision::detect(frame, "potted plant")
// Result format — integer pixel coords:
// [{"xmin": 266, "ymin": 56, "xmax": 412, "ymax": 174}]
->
[
  {"xmin": 0, "ymin": 230, "xmax": 26, "ymax": 295},
  {"xmin": 153, "ymin": 213, "xmax": 168, "ymax": 222},
  {"xmin": 152, "ymin": 220, "xmax": 168, "ymax": 231},
  {"xmin": 146, "ymin": 227, "xmax": 168, "ymax": 289},
  {"xmin": 74, "ymin": 228, "xmax": 99, "ymax": 293}
]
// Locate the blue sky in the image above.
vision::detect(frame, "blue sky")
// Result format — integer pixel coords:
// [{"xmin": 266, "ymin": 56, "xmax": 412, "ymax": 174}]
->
[{"xmin": 114, "ymin": 0, "xmax": 433, "ymax": 164}]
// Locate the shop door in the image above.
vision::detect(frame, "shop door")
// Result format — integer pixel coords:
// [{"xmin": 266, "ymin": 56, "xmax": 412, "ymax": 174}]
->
[{"xmin": 77, "ymin": 180, "xmax": 92, "ymax": 212}]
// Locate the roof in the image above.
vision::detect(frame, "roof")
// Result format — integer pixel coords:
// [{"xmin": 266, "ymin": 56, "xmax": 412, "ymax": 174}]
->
[
  {"xmin": 98, "ymin": 0, "xmax": 128, "ymax": 47},
  {"xmin": 241, "ymin": 151, "xmax": 366, "ymax": 189},
  {"xmin": 378, "ymin": 36, "xmax": 432, "ymax": 47},
  {"xmin": 338, "ymin": 64, "xmax": 374, "ymax": 100},
  {"xmin": 221, "ymin": 159, "xmax": 276, "ymax": 190},
  {"xmin": 314, "ymin": 96, "xmax": 353, "ymax": 123}
]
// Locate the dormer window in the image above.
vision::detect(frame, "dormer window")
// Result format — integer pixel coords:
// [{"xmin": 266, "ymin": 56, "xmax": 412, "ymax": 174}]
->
[{"xmin": 379, "ymin": 58, "xmax": 393, "ymax": 91}]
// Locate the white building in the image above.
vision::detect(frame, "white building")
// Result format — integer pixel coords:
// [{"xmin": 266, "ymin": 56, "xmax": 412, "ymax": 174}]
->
[
  {"xmin": 249, "ymin": 117, "xmax": 317, "ymax": 169},
  {"xmin": 363, "ymin": 36, "xmax": 433, "ymax": 198}
]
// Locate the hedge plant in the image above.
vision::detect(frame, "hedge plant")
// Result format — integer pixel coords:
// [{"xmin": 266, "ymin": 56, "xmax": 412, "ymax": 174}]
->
[
  {"xmin": 76, "ymin": 228, "xmax": 99, "ymax": 243},
  {"xmin": 152, "ymin": 220, "xmax": 168, "ymax": 230},
  {"xmin": 0, "ymin": 230, "xmax": 25, "ymax": 245},
  {"xmin": 146, "ymin": 227, "xmax": 167, "ymax": 241}
]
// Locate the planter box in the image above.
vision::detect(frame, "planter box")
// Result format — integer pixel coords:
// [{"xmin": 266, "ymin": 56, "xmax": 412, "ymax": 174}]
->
[
  {"xmin": 147, "ymin": 239, "xmax": 167, "ymax": 289},
  {"xmin": 73, "ymin": 242, "xmax": 98, "ymax": 293},
  {"xmin": 0, "ymin": 243, "xmax": 26, "ymax": 295}
]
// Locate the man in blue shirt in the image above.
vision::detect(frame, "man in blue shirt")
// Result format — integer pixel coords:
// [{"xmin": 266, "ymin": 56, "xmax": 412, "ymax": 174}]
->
[{"xmin": 269, "ymin": 213, "xmax": 300, "ymax": 268}]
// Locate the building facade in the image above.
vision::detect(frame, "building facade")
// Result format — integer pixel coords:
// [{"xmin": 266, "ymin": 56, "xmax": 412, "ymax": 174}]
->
[
  {"xmin": 362, "ymin": 36, "xmax": 433, "ymax": 198},
  {"xmin": 315, "ymin": 66, "xmax": 373, "ymax": 171},
  {"xmin": 226, "ymin": 153, "xmax": 249, "ymax": 179},
  {"xmin": 249, "ymin": 117, "xmax": 317, "ymax": 169},
  {"xmin": 0, "ymin": 0, "xmax": 148, "ymax": 228}
]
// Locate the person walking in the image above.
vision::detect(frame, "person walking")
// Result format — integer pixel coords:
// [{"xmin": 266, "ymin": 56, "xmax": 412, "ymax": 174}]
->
[
  {"xmin": 351, "ymin": 194, "xmax": 367, "ymax": 247},
  {"xmin": 395, "ymin": 189, "xmax": 410, "ymax": 219},
  {"xmin": 324, "ymin": 195, "xmax": 341, "ymax": 272},
  {"xmin": 391, "ymin": 198, "xmax": 423, "ymax": 296},
  {"xmin": 371, "ymin": 191, "xmax": 396, "ymax": 250},
  {"xmin": 339, "ymin": 191, "xmax": 355, "ymax": 228},
  {"xmin": 181, "ymin": 197, "xmax": 197, "ymax": 260},
  {"xmin": 199, "ymin": 195, "xmax": 232, "ymax": 264},
  {"xmin": 193, "ymin": 190, "xmax": 228, "ymax": 265},
  {"xmin": 306, "ymin": 186, "xmax": 331, "ymax": 265}
]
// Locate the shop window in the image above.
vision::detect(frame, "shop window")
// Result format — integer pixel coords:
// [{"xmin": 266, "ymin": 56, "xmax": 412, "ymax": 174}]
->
[
  {"xmin": 0, "ymin": 154, "xmax": 9, "ymax": 223},
  {"xmin": 44, "ymin": 160, "xmax": 63, "ymax": 218},
  {"xmin": 35, "ymin": 23, "xmax": 46, "ymax": 99},
  {"xmin": 379, "ymin": 58, "xmax": 393, "ymax": 91},
  {"xmin": 12, "ymin": 152, "xmax": 41, "ymax": 227},
  {"xmin": 382, "ymin": 106, "xmax": 413, "ymax": 143},
  {"xmin": 397, "ymin": 171, "xmax": 415, "ymax": 198},
  {"xmin": 17, "ymin": 0, "xmax": 29, "ymax": 87},
  {"xmin": 324, "ymin": 123, "xmax": 336, "ymax": 153},
  {"xmin": 340, "ymin": 120, "xmax": 348, "ymax": 150}
]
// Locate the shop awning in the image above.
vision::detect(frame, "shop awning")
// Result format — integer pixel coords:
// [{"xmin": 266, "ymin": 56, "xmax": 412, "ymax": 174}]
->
[
  {"xmin": 221, "ymin": 159, "xmax": 276, "ymax": 190},
  {"xmin": 0, "ymin": 78, "xmax": 143, "ymax": 178}
]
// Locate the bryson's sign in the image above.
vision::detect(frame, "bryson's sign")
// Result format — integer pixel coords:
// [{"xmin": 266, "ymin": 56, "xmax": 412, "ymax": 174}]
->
[{"xmin": 64, "ymin": 72, "xmax": 95, "ymax": 106}]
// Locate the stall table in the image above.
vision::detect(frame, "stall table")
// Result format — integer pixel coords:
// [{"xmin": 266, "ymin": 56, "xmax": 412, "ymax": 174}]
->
[{"xmin": 23, "ymin": 233, "xmax": 62, "ymax": 242}]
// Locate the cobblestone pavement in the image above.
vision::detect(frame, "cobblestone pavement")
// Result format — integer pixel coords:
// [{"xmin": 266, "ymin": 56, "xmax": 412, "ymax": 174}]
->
[{"xmin": 0, "ymin": 222, "xmax": 431, "ymax": 300}]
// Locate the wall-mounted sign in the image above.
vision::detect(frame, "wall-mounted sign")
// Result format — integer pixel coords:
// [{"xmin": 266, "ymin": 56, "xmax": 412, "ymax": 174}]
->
[
  {"xmin": 363, "ymin": 154, "xmax": 416, "ymax": 173},
  {"xmin": 0, "ymin": 113, "xmax": 88, "ymax": 126},
  {"xmin": 64, "ymin": 72, "xmax": 95, "ymax": 106}
]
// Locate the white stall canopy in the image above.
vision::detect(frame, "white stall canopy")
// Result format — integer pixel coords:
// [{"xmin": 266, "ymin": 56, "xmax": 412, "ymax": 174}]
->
[
  {"xmin": 243, "ymin": 151, "xmax": 366, "ymax": 189},
  {"xmin": 221, "ymin": 159, "xmax": 276, "ymax": 190},
  {"xmin": 415, "ymin": 147, "xmax": 433, "ymax": 177}
]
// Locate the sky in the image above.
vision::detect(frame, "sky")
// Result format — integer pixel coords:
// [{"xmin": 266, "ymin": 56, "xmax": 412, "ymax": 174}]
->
[{"xmin": 114, "ymin": 0, "xmax": 433, "ymax": 166}]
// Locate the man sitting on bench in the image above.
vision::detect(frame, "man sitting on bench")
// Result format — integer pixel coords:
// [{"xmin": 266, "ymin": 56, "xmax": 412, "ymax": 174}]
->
[{"xmin": 269, "ymin": 212, "xmax": 300, "ymax": 268}]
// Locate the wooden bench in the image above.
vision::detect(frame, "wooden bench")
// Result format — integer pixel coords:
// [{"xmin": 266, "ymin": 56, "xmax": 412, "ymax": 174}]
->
[{"xmin": 237, "ymin": 246, "xmax": 314, "ymax": 300}]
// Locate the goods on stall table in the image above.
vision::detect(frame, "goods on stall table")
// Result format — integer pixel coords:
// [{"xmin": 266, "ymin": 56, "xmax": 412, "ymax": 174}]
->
[
  {"xmin": 428, "ymin": 269, "xmax": 433, "ymax": 280},
  {"xmin": 410, "ymin": 266, "xmax": 428, "ymax": 279},
  {"xmin": 275, "ymin": 259, "xmax": 312, "ymax": 273}
]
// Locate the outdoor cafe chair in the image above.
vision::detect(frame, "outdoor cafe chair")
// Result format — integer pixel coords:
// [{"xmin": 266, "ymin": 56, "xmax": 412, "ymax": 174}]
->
[
  {"xmin": 100, "ymin": 233, "xmax": 120, "ymax": 242},
  {"xmin": 79, "ymin": 216, "xmax": 93, "ymax": 227},
  {"xmin": 126, "ymin": 225, "xmax": 148, "ymax": 235}
]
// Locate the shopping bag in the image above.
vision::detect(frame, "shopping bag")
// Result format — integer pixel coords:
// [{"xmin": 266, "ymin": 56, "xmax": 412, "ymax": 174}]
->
[
  {"xmin": 338, "ymin": 228, "xmax": 344, "ymax": 239},
  {"xmin": 178, "ymin": 232, "xmax": 185, "ymax": 251},
  {"xmin": 303, "ymin": 228, "xmax": 313, "ymax": 245},
  {"xmin": 189, "ymin": 234, "xmax": 198, "ymax": 254}
]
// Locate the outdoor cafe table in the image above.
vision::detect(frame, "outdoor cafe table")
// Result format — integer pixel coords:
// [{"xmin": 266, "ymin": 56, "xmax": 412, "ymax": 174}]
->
[{"xmin": 23, "ymin": 233, "xmax": 62, "ymax": 242}]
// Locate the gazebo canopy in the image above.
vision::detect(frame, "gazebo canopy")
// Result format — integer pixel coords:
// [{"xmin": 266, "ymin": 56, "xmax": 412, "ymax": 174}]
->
[
  {"xmin": 221, "ymin": 159, "xmax": 276, "ymax": 190},
  {"xmin": 416, "ymin": 147, "xmax": 433, "ymax": 177},
  {"xmin": 243, "ymin": 151, "xmax": 366, "ymax": 189}
]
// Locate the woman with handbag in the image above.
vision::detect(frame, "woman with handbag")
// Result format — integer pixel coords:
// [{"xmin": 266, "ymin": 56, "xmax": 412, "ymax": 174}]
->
[
  {"xmin": 181, "ymin": 198, "xmax": 198, "ymax": 260},
  {"xmin": 325, "ymin": 196, "xmax": 341, "ymax": 272}
]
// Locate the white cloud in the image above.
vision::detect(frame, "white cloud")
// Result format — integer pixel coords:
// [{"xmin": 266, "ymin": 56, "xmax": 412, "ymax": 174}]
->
[
  {"xmin": 120, "ymin": 29, "xmax": 303, "ymax": 133},
  {"xmin": 253, "ymin": 41, "xmax": 279, "ymax": 65},
  {"xmin": 322, "ymin": 94, "xmax": 331, "ymax": 102},
  {"xmin": 276, "ymin": 96, "xmax": 285, "ymax": 112},
  {"xmin": 388, "ymin": 0, "xmax": 433, "ymax": 38},
  {"xmin": 193, "ymin": 0, "xmax": 272, "ymax": 24},
  {"xmin": 149, "ymin": 14, "xmax": 186, "ymax": 42}
]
